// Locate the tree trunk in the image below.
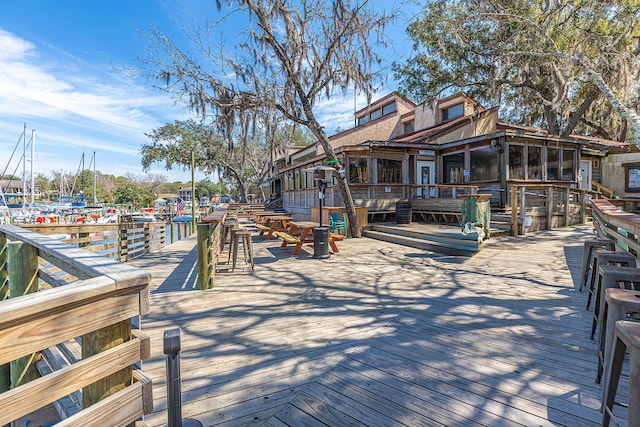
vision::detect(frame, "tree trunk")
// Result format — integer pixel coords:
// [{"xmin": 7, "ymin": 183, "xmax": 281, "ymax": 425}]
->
[{"xmin": 303, "ymin": 109, "xmax": 361, "ymax": 237}]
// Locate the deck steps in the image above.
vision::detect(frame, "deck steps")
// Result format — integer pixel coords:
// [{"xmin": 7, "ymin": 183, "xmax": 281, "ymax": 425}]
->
[{"xmin": 363, "ymin": 223, "xmax": 482, "ymax": 256}]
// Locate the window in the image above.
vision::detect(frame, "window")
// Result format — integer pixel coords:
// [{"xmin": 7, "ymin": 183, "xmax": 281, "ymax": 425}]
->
[
  {"xmin": 562, "ymin": 149, "xmax": 575, "ymax": 181},
  {"xmin": 547, "ymin": 148, "xmax": 559, "ymax": 180},
  {"xmin": 349, "ymin": 157, "xmax": 368, "ymax": 183},
  {"xmin": 377, "ymin": 158, "xmax": 402, "ymax": 183},
  {"xmin": 357, "ymin": 101, "xmax": 397, "ymax": 126},
  {"xmin": 527, "ymin": 146, "xmax": 542, "ymax": 180},
  {"xmin": 403, "ymin": 120, "xmax": 414, "ymax": 133},
  {"xmin": 509, "ymin": 145, "xmax": 524, "ymax": 180},
  {"xmin": 382, "ymin": 102, "xmax": 397, "ymax": 116},
  {"xmin": 443, "ymin": 152, "xmax": 465, "ymax": 183},
  {"xmin": 442, "ymin": 103, "xmax": 464, "ymax": 121},
  {"xmin": 625, "ymin": 164, "xmax": 640, "ymax": 192},
  {"xmin": 470, "ymin": 147, "xmax": 498, "ymax": 181}
]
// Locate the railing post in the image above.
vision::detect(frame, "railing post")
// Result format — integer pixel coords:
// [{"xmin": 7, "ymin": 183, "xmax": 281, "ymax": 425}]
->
[
  {"xmin": 519, "ymin": 186, "xmax": 526, "ymax": 236},
  {"xmin": 170, "ymin": 221, "xmax": 175, "ymax": 244},
  {"xmin": 564, "ymin": 187, "xmax": 571, "ymax": 227},
  {"xmin": 197, "ymin": 223, "xmax": 212, "ymax": 290},
  {"xmin": 546, "ymin": 188, "xmax": 554, "ymax": 230},
  {"xmin": 8, "ymin": 241, "xmax": 40, "ymax": 390},
  {"xmin": 144, "ymin": 223, "xmax": 151, "ymax": 254},
  {"xmin": 82, "ymin": 320, "xmax": 132, "ymax": 409},
  {"xmin": 0, "ymin": 233, "xmax": 8, "ymax": 396},
  {"xmin": 119, "ymin": 223, "xmax": 128, "ymax": 262},
  {"xmin": 0, "ymin": 232, "xmax": 7, "ymax": 301},
  {"xmin": 78, "ymin": 230, "xmax": 90, "ymax": 249},
  {"xmin": 580, "ymin": 189, "xmax": 587, "ymax": 224},
  {"xmin": 511, "ymin": 185, "xmax": 518, "ymax": 236}
]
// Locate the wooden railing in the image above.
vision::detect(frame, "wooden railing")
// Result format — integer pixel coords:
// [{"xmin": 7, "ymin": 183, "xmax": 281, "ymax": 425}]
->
[
  {"xmin": 591, "ymin": 199, "xmax": 640, "ymax": 256},
  {"xmin": 510, "ymin": 184, "xmax": 588, "ymax": 236},
  {"xmin": 591, "ymin": 180, "xmax": 615, "ymax": 199},
  {"xmin": 0, "ymin": 224, "xmax": 152, "ymax": 426},
  {"xmin": 17, "ymin": 220, "xmax": 193, "ymax": 262}
]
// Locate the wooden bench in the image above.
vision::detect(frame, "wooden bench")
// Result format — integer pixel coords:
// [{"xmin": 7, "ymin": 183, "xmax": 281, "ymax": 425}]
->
[
  {"xmin": 274, "ymin": 231, "xmax": 301, "ymax": 245},
  {"xmin": 411, "ymin": 198, "xmax": 463, "ymax": 224},
  {"xmin": 255, "ymin": 223, "xmax": 272, "ymax": 236},
  {"xmin": 329, "ymin": 232, "xmax": 346, "ymax": 241},
  {"xmin": 354, "ymin": 198, "xmax": 401, "ymax": 222}
]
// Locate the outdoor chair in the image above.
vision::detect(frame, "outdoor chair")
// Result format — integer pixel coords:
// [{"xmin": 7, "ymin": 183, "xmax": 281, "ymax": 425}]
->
[{"xmin": 329, "ymin": 213, "xmax": 347, "ymax": 237}]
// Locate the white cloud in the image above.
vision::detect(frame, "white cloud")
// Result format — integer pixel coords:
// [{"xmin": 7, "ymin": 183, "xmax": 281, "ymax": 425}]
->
[{"xmin": 0, "ymin": 29, "xmax": 189, "ymax": 181}]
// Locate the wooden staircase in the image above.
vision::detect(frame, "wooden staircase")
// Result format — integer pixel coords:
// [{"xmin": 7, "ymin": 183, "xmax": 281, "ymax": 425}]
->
[{"xmin": 362, "ymin": 222, "xmax": 484, "ymax": 256}]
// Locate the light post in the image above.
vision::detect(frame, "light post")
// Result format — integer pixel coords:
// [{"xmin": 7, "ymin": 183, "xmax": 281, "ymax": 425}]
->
[{"xmin": 304, "ymin": 165, "xmax": 335, "ymax": 259}]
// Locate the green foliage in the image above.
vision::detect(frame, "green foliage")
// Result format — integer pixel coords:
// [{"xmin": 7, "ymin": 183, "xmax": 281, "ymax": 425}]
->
[
  {"xmin": 394, "ymin": 0, "xmax": 640, "ymax": 140},
  {"xmin": 113, "ymin": 183, "xmax": 154, "ymax": 207}
]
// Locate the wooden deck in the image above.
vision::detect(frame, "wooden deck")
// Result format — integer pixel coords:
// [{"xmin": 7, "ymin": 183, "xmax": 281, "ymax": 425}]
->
[{"xmin": 128, "ymin": 223, "xmax": 630, "ymax": 426}]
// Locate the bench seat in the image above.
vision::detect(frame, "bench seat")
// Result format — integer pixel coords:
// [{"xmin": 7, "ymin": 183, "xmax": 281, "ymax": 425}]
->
[
  {"xmin": 255, "ymin": 224, "xmax": 271, "ymax": 236},
  {"xmin": 274, "ymin": 231, "xmax": 301, "ymax": 244}
]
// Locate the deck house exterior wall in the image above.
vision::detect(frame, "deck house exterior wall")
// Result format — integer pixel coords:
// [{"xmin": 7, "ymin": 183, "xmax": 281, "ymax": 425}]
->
[{"xmin": 276, "ymin": 91, "xmax": 626, "ymax": 218}]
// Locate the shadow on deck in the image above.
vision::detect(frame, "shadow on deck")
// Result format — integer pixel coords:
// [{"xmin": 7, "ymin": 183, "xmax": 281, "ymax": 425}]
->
[{"xmin": 127, "ymin": 224, "xmax": 629, "ymax": 427}]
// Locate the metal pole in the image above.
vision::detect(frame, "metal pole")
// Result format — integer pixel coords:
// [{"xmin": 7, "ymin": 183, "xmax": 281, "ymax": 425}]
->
[
  {"xmin": 30, "ymin": 129, "xmax": 35, "ymax": 205},
  {"xmin": 319, "ymin": 188, "xmax": 323, "ymax": 228},
  {"xmin": 22, "ymin": 123, "xmax": 26, "ymax": 208},
  {"xmin": 191, "ymin": 151, "xmax": 196, "ymax": 232},
  {"xmin": 164, "ymin": 328, "xmax": 182, "ymax": 427},
  {"xmin": 163, "ymin": 328, "xmax": 203, "ymax": 427}
]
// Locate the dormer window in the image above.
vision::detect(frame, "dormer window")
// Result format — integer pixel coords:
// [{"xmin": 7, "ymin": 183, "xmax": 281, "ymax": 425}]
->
[
  {"xmin": 357, "ymin": 101, "xmax": 397, "ymax": 126},
  {"xmin": 403, "ymin": 120, "xmax": 414, "ymax": 134},
  {"xmin": 442, "ymin": 103, "xmax": 464, "ymax": 121}
]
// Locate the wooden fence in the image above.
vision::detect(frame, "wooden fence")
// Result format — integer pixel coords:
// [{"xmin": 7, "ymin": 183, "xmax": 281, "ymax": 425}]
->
[
  {"xmin": 0, "ymin": 224, "xmax": 152, "ymax": 426},
  {"xmin": 591, "ymin": 198, "xmax": 640, "ymax": 257}
]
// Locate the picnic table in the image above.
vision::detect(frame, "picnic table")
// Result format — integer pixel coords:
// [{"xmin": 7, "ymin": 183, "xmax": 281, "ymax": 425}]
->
[
  {"xmin": 278, "ymin": 221, "xmax": 342, "ymax": 256},
  {"xmin": 259, "ymin": 215, "xmax": 293, "ymax": 239},
  {"xmin": 253, "ymin": 211, "xmax": 291, "ymax": 223}
]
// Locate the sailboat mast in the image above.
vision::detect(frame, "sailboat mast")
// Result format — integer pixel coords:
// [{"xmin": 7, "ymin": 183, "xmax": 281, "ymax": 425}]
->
[
  {"xmin": 22, "ymin": 123, "xmax": 26, "ymax": 208},
  {"xmin": 92, "ymin": 151, "xmax": 97, "ymax": 206},
  {"xmin": 30, "ymin": 129, "xmax": 35, "ymax": 205}
]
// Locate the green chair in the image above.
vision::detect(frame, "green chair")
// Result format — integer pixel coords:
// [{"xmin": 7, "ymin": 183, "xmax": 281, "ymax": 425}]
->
[{"xmin": 328, "ymin": 213, "xmax": 347, "ymax": 237}]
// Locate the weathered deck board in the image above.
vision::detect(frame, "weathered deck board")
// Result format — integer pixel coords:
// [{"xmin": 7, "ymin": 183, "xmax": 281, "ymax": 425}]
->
[{"xmin": 128, "ymin": 224, "xmax": 631, "ymax": 426}]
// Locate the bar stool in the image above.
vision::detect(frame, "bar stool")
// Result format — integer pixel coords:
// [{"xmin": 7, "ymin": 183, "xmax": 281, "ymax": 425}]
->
[
  {"xmin": 601, "ymin": 320, "xmax": 640, "ymax": 427},
  {"xmin": 597, "ymin": 287, "xmax": 640, "ymax": 385},
  {"xmin": 585, "ymin": 250, "xmax": 636, "ymax": 310},
  {"xmin": 591, "ymin": 265, "xmax": 640, "ymax": 341},
  {"xmin": 220, "ymin": 218, "xmax": 238, "ymax": 251},
  {"xmin": 580, "ymin": 238, "xmax": 615, "ymax": 292},
  {"xmin": 227, "ymin": 229, "xmax": 254, "ymax": 272}
]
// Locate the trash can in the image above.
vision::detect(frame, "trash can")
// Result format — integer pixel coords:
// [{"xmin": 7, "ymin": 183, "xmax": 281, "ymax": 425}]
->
[
  {"xmin": 313, "ymin": 227, "xmax": 330, "ymax": 259},
  {"xmin": 396, "ymin": 200, "xmax": 412, "ymax": 224}
]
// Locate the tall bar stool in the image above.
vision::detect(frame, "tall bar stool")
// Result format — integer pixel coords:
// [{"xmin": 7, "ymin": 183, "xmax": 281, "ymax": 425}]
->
[
  {"xmin": 580, "ymin": 238, "xmax": 615, "ymax": 292},
  {"xmin": 601, "ymin": 320, "xmax": 640, "ymax": 427},
  {"xmin": 227, "ymin": 228, "xmax": 254, "ymax": 272},
  {"xmin": 585, "ymin": 250, "xmax": 636, "ymax": 310},
  {"xmin": 590, "ymin": 265, "xmax": 640, "ymax": 341},
  {"xmin": 220, "ymin": 218, "xmax": 238, "ymax": 251},
  {"xmin": 597, "ymin": 287, "xmax": 640, "ymax": 385}
]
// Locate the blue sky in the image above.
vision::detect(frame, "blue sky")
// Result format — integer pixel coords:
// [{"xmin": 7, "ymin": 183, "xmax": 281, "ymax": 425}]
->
[{"xmin": 0, "ymin": 1, "xmax": 418, "ymax": 184}]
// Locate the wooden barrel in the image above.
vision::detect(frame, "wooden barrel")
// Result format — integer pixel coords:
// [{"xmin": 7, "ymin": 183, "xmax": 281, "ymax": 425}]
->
[{"xmin": 396, "ymin": 200, "xmax": 412, "ymax": 224}]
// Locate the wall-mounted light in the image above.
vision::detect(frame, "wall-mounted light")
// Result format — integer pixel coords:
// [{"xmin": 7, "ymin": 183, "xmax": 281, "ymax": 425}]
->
[{"xmin": 489, "ymin": 139, "xmax": 503, "ymax": 153}]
